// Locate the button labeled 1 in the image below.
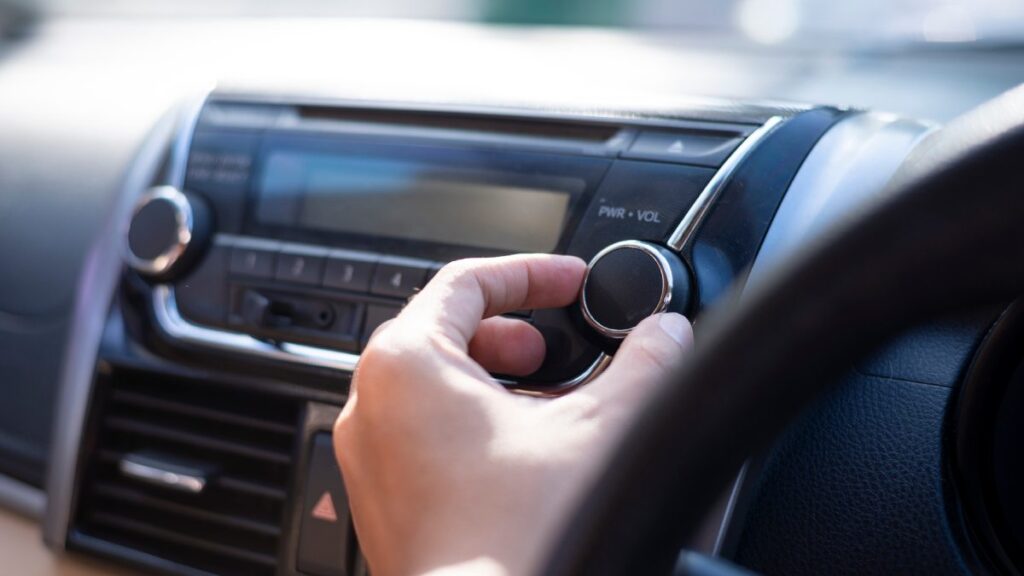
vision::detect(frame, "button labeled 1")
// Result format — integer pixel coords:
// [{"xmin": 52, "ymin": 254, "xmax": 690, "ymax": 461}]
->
[{"xmin": 230, "ymin": 246, "xmax": 276, "ymax": 278}]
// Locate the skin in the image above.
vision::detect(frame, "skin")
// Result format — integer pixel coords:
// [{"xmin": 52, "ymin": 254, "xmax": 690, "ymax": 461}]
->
[{"xmin": 333, "ymin": 254, "xmax": 694, "ymax": 576}]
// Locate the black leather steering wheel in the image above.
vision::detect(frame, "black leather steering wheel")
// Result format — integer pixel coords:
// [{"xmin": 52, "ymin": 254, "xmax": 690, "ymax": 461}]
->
[{"xmin": 544, "ymin": 85, "xmax": 1024, "ymax": 575}]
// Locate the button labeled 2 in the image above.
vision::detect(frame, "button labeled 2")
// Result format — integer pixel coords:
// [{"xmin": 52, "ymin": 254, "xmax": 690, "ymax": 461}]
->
[{"xmin": 275, "ymin": 248, "xmax": 326, "ymax": 285}]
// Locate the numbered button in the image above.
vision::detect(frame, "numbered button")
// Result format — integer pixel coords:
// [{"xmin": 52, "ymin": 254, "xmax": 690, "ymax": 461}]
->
[
  {"xmin": 371, "ymin": 257, "xmax": 430, "ymax": 298},
  {"xmin": 275, "ymin": 247, "xmax": 326, "ymax": 285},
  {"xmin": 229, "ymin": 242, "xmax": 278, "ymax": 279},
  {"xmin": 323, "ymin": 250, "xmax": 377, "ymax": 293}
]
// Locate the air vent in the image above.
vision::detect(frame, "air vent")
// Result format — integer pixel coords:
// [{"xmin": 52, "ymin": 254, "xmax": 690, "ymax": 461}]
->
[{"xmin": 73, "ymin": 366, "xmax": 303, "ymax": 576}]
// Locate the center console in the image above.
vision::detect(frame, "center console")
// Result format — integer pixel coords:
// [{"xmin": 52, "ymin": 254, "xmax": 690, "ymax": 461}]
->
[
  {"xmin": 45, "ymin": 92, "xmax": 856, "ymax": 575},
  {"xmin": 123, "ymin": 97, "xmax": 831, "ymax": 391}
]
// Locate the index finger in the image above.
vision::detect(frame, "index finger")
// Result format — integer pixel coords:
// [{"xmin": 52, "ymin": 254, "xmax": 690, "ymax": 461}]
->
[{"xmin": 394, "ymin": 254, "xmax": 585, "ymax": 349}]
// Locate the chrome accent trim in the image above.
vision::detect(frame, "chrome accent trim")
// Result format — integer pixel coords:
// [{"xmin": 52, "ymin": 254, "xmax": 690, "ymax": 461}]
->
[
  {"xmin": 123, "ymin": 186, "xmax": 194, "ymax": 276},
  {"xmin": 580, "ymin": 240, "xmax": 673, "ymax": 339},
  {"xmin": 666, "ymin": 116, "xmax": 785, "ymax": 252},
  {"xmin": 701, "ymin": 111, "xmax": 936, "ymax": 557},
  {"xmin": 500, "ymin": 353, "xmax": 613, "ymax": 397},
  {"xmin": 153, "ymin": 285, "xmax": 361, "ymax": 372},
  {"xmin": 44, "ymin": 92, "xmax": 211, "ymax": 550},
  {"xmin": 0, "ymin": 474, "xmax": 46, "ymax": 519},
  {"xmin": 709, "ymin": 461, "xmax": 750, "ymax": 556},
  {"xmin": 155, "ymin": 281, "xmax": 612, "ymax": 393},
  {"xmin": 119, "ymin": 458, "xmax": 206, "ymax": 494}
]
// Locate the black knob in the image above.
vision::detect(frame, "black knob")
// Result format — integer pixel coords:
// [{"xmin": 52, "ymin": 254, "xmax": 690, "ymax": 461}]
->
[
  {"xmin": 580, "ymin": 240, "xmax": 692, "ymax": 339},
  {"xmin": 124, "ymin": 186, "xmax": 210, "ymax": 279}
]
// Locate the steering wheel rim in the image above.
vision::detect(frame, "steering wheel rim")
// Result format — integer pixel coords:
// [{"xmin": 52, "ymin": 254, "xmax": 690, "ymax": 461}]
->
[{"xmin": 544, "ymin": 85, "xmax": 1024, "ymax": 575}]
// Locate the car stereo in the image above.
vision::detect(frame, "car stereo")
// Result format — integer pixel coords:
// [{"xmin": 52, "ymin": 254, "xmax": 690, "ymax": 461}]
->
[{"xmin": 123, "ymin": 95, "xmax": 819, "ymax": 390}]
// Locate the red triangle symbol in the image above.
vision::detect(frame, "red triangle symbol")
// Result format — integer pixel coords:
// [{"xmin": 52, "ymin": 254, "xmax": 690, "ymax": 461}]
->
[{"xmin": 311, "ymin": 491, "xmax": 338, "ymax": 523}]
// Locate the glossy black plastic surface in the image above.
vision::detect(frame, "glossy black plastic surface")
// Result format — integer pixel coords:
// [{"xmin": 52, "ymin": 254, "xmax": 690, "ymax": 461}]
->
[{"xmin": 685, "ymin": 108, "xmax": 848, "ymax": 312}]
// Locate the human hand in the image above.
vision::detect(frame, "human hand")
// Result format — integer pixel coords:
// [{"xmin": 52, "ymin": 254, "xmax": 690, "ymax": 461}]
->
[{"xmin": 333, "ymin": 254, "xmax": 693, "ymax": 576}]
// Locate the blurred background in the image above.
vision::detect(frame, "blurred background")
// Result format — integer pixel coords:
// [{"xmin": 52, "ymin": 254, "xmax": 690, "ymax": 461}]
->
[
  {"xmin": 6, "ymin": 0, "xmax": 1024, "ymax": 47},
  {"xmin": 1, "ymin": 0, "xmax": 1023, "ymax": 121}
]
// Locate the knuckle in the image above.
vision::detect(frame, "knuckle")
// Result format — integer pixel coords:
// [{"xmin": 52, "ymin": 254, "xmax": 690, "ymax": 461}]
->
[
  {"xmin": 332, "ymin": 408, "xmax": 360, "ymax": 470},
  {"xmin": 332, "ymin": 411, "xmax": 353, "ymax": 447},
  {"xmin": 369, "ymin": 329, "xmax": 433, "ymax": 365},
  {"xmin": 436, "ymin": 258, "xmax": 487, "ymax": 282},
  {"xmin": 558, "ymin": 393, "xmax": 603, "ymax": 424},
  {"xmin": 355, "ymin": 338, "xmax": 405, "ymax": 382},
  {"xmin": 631, "ymin": 334, "xmax": 679, "ymax": 376},
  {"xmin": 354, "ymin": 328, "xmax": 442, "ymax": 396}
]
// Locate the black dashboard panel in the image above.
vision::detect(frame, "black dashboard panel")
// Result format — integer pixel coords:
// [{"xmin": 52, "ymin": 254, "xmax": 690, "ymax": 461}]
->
[
  {"xmin": 731, "ymin": 308, "xmax": 999, "ymax": 575},
  {"xmin": 43, "ymin": 91, "xmax": 878, "ymax": 576}
]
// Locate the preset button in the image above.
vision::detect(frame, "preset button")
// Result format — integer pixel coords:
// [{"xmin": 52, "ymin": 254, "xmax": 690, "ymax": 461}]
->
[
  {"xmin": 370, "ymin": 257, "xmax": 430, "ymax": 298},
  {"xmin": 275, "ymin": 246, "xmax": 327, "ymax": 286},
  {"xmin": 229, "ymin": 240, "xmax": 279, "ymax": 279},
  {"xmin": 323, "ymin": 250, "xmax": 377, "ymax": 293}
]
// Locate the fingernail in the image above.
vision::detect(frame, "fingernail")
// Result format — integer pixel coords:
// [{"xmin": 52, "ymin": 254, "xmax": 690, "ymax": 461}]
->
[{"xmin": 658, "ymin": 313, "xmax": 692, "ymax": 347}]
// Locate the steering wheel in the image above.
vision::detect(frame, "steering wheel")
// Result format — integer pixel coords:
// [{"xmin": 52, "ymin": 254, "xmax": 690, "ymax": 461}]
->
[{"xmin": 543, "ymin": 85, "xmax": 1024, "ymax": 575}]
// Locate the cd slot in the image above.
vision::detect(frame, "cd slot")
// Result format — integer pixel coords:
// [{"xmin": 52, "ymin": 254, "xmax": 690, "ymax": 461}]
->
[
  {"xmin": 295, "ymin": 105, "xmax": 621, "ymax": 142},
  {"xmin": 274, "ymin": 104, "xmax": 632, "ymax": 155}
]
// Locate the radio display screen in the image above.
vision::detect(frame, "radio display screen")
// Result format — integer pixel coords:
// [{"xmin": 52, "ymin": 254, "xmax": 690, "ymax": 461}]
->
[{"xmin": 256, "ymin": 151, "xmax": 581, "ymax": 253}]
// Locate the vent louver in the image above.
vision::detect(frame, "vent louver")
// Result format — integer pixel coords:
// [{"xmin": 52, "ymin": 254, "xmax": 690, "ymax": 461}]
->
[{"xmin": 73, "ymin": 366, "xmax": 302, "ymax": 576}]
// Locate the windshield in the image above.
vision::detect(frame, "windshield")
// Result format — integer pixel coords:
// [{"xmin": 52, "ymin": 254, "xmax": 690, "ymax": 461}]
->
[{"xmin": 15, "ymin": 0, "xmax": 1024, "ymax": 46}]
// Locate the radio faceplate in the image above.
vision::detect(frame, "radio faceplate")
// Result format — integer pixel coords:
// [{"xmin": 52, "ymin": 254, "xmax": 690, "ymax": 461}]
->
[{"xmin": 133, "ymin": 94, "xmax": 794, "ymax": 390}]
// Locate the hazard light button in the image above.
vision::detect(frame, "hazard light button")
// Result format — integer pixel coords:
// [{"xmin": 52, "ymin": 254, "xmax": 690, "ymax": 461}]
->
[{"xmin": 298, "ymin": 433, "xmax": 351, "ymax": 576}]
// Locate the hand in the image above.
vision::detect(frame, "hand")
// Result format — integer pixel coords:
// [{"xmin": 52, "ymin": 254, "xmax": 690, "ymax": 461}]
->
[{"xmin": 333, "ymin": 254, "xmax": 693, "ymax": 576}]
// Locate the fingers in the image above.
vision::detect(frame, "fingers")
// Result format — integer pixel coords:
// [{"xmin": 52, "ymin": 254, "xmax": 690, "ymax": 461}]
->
[
  {"xmin": 468, "ymin": 317, "xmax": 547, "ymax": 377},
  {"xmin": 579, "ymin": 313, "xmax": 693, "ymax": 409},
  {"xmin": 396, "ymin": 254, "xmax": 585, "ymax": 350}
]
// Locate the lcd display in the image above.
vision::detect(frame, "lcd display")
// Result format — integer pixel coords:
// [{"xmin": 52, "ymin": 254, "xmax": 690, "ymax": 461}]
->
[{"xmin": 257, "ymin": 152, "xmax": 580, "ymax": 253}]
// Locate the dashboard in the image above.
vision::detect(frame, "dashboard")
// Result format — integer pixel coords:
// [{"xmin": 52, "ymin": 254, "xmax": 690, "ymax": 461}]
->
[{"xmin": 1, "ymin": 15, "xmax": 1023, "ymax": 576}]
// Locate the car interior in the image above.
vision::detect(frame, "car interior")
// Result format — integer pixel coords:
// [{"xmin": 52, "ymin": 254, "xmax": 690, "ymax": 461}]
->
[{"xmin": 2, "ymin": 0, "xmax": 1024, "ymax": 574}]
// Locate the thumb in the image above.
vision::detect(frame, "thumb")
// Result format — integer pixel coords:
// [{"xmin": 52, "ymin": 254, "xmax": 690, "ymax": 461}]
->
[{"xmin": 578, "ymin": 313, "xmax": 694, "ymax": 410}]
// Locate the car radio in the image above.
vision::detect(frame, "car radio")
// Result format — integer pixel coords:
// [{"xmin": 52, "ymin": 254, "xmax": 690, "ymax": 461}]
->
[{"xmin": 123, "ymin": 95, "xmax": 841, "ymax": 390}]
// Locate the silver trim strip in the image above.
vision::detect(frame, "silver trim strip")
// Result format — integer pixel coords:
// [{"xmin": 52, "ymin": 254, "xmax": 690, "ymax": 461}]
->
[
  {"xmin": 498, "ymin": 353, "xmax": 613, "ymax": 396},
  {"xmin": 123, "ymin": 186, "xmax": 194, "ymax": 276},
  {"xmin": 155, "ymin": 285, "xmax": 361, "ymax": 372},
  {"xmin": 580, "ymin": 240, "xmax": 673, "ymax": 339},
  {"xmin": 667, "ymin": 116, "xmax": 784, "ymax": 251},
  {"xmin": 0, "ymin": 474, "xmax": 46, "ymax": 519},
  {"xmin": 119, "ymin": 459, "xmax": 206, "ymax": 494},
  {"xmin": 156, "ymin": 280, "xmax": 612, "ymax": 393}
]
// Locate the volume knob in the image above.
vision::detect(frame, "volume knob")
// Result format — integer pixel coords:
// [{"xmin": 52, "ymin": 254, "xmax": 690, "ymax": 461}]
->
[
  {"xmin": 125, "ymin": 186, "xmax": 209, "ymax": 279},
  {"xmin": 580, "ymin": 240, "xmax": 693, "ymax": 339}
]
